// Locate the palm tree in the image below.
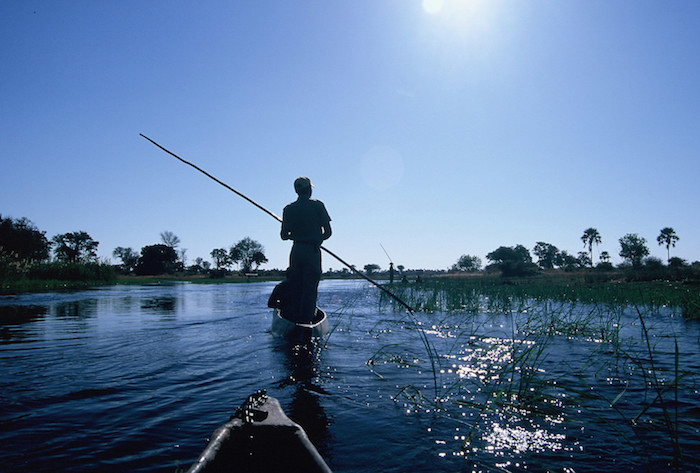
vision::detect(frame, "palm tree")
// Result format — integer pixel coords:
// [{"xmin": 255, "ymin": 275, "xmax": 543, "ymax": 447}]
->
[
  {"xmin": 581, "ymin": 228, "xmax": 601, "ymax": 267},
  {"xmin": 657, "ymin": 227, "xmax": 679, "ymax": 263}
]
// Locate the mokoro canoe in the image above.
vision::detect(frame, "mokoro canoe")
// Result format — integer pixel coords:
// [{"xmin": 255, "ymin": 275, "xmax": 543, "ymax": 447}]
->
[
  {"xmin": 186, "ymin": 391, "xmax": 332, "ymax": 473},
  {"xmin": 271, "ymin": 307, "xmax": 330, "ymax": 340}
]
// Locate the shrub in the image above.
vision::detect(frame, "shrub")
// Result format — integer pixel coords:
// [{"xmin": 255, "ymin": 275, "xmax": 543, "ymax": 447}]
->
[{"xmin": 27, "ymin": 262, "xmax": 115, "ymax": 282}]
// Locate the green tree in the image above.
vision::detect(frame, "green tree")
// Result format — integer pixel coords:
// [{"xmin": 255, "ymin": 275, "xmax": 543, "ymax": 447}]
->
[
  {"xmin": 210, "ymin": 248, "xmax": 230, "ymax": 270},
  {"xmin": 555, "ymin": 250, "xmax": 579, "ymax": 271},
  {"xmin": 599, "ymin": 251, "xmax": 611, "ymax": 263},
  {"xmin": 364, "ymin": 263, "xmax": 381, "ymax": 274},
  {"xmin": 0, "ymin": 215, "xmax": 51, "ymax": 262},
  {"xmin": 228, "ymin": 246, "xmax": 243, "ymax": 270},
  {"xmin": 532, "ymin": 242, "xmax": 559, "ymax": 270},
  {"xmin": 452, "ymin": 254, "xmax": 482, "ymax": 272},
  {"xmin": 112, "ymin": 247, "xmax": 139, "ymax": 273},
  {"xmin": 577, "ymin": 251, "xmax": 592, "ymax": 268},
  {"xmin": 581, "ymin": 228, "xmax": 601, "ymax": 267},
  {"xmin": 188, "ymin": 257, "xmax": 211, "ymax": 275},
  {"xmin": 251, "ymin": 251, "xmax": 268, "ymax": 271},
  {"xmin": 178, "ymin": 248, "xmax": 187, "ymax": 271},
  {"xmin": 486, "ymin": 245, "xmax": 536, "ymax": 277},
  {"xmin": 136, "ymin": 244, "xmax": 178, "ymax": 275},
  {"xmin": 231, "ymin": 237, "xmax": 266, "ymax": 273},
  {"xmin": 619, "ymin": 233, "xmax": 649, "ymax": 267},
  {"xmin": 52, "ymin": 231, "xmax": 98, "ymax": 263},
  {"xmin": 657, "ymin": 227, "xmax": 679, "ymax": 263},
  {"xmin": 160, "ymin": 231, "xmax": 180, "ymax": 249}
]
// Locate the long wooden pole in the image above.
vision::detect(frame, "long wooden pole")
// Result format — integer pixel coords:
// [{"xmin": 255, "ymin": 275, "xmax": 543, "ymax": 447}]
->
[{"xmin": 139, "ymin": 134, "xmax": 415, "ymax": 313}]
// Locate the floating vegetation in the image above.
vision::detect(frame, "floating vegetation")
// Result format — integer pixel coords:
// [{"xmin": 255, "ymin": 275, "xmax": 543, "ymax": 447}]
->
[{"xmin": 367, "ymin": 277, "xmax": 699, "ymax": 472}]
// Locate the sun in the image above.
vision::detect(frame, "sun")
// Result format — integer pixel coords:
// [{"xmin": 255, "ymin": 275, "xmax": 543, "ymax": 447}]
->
[{"xmin": 422, "ymin": 0, "xmax": 444, "ymax": 15}]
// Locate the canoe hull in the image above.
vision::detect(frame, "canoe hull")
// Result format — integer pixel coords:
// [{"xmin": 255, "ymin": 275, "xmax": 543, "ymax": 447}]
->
[
  {"xmin": 186, "ymin": 394, "xmax": 332, "ymax": 473},
  {"xmin": 271, "ymin": 307, "xmax": 330, "ymax": 340}
]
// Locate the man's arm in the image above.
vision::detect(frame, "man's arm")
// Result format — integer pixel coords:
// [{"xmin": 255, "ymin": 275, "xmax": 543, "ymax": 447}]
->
[
  {"xmin": 280, "ymin": 208, "xmax": 291, "ymax": 240},
  {"xmin": 321, "ymin": 222, "xmax": 332, "ymax": 241}
]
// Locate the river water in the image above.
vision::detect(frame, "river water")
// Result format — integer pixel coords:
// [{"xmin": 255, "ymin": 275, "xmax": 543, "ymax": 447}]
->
[{"xmin": 0, "ymin": 280, "xmax": 698, "ymax": 472}]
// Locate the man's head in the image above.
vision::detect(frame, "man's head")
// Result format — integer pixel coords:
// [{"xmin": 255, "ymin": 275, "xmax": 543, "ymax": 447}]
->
[{"xmin": 294, "ymin": 177, "xmax": 313, "ymax": 197}]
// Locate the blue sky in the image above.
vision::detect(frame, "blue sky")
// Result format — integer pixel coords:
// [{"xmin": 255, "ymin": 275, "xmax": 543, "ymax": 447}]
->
[{"xmin": 2, "ymin": 1, "xmax": 699, "ymax": 271}]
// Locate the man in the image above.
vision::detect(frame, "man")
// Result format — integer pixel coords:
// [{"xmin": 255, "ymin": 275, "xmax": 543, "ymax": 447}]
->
[{"xmin": 280, "ymin": 177, "xmax": 332, "ymax": 323}]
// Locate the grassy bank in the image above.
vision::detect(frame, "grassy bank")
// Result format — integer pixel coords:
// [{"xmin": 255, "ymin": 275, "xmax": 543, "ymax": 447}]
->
[
  {"xmin": 1, "ymin": 261, "xmax": 116, "ymax": 295},
  {"xmin": 383, "ymin": 273, "xmax": 700, "ymax": 320},
  {"xmin": 114, "ymin": 274, "xmax": 284, "ymax": 285},
  {"xmin": 1, "ymin": 279, "xmax": 114, "ymax": 294}
]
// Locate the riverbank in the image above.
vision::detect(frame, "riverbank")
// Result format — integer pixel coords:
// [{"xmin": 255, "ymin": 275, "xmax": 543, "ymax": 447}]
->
[
  {"xmin": 384, "ymin": 272, "xmax": 700, "ymax": 320},
  {"xmin": 3, "ymin": 271, "xmax": 699, "ymax": 321}
]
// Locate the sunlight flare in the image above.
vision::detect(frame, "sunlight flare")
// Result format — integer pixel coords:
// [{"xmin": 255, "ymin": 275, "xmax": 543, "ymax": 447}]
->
[{"xmin": 422, "ymin": 0, "xmax": 444, "ymax": 14}]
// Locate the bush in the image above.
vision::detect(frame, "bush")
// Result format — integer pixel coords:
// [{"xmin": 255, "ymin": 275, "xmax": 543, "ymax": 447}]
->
[
  {"xmin": 27, "ymin": 262, "xmax": 115, "ymax": 282},
  {"xmin": 208, "ymin": 269, "xmax": 227, "ymax": 279},
  {"xmin": 135, "ymin": 244, "xmax": 178, "ymax": 275},
  {"xmin": 595, "ymin": 262, "xmax": 615, "ymax": 272},
  {"xmin": 668, "ymin": 257, "xmax": 688, "ymax": 269}
]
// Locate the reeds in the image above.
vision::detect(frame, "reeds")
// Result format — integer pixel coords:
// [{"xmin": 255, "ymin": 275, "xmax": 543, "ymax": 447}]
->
[
  {"xmin": 380, "ymin": 276, "xmax": 700, "ymax": 320},
  {"xmin": 367, "ymin": 278, "xmax": 696, "ymax": 471}
]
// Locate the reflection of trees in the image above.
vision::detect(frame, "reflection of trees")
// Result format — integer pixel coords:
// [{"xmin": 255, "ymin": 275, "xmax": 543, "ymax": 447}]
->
[
  {"xmin": 54, "ymin": 300, "xmax": 97, "ymax": 318},
  {"xmin": 140, "ymin": 297, "xmax": 177, "ymax": 313},
  {"xmin": 0, "ymin": 305, "xmax": 47, "ymax": 342}
]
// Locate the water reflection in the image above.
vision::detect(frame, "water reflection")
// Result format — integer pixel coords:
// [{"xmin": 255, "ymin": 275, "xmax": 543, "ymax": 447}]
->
[
  {"xmin": 273, "ymin": 340, "xmax": 332, "ymax": 456},
  {"xmin": 0, "ymin": 305, "xmax": 47, "ymax": 342},
  {"xmin": 53, "ymin": 299, "xmax": 96, "ymax": 318},
  {"xmin": 140, "ymin": 296, "xmax": 178, "ymax": 313}
]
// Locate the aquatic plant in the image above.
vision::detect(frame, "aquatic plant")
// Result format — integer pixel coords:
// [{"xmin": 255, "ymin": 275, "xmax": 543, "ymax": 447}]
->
[
  {"xmin": 380, "ymin": 276, "xmax": 700, "ymax": 320},
  {"xmin": 369, "ymin": 279, "xmax": 697, "ymax": 471}
]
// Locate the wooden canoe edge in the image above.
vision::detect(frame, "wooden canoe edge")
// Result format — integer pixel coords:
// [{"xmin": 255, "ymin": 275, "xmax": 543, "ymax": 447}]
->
[{"xmin": 186, "ymin": 396, "xmax": 332, "ymax": 473}]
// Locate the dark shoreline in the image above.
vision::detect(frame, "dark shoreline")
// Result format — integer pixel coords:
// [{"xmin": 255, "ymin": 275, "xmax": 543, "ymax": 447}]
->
[{"xmin": 3, "ymin": 272, "xmax": 699, "ymax": 321}]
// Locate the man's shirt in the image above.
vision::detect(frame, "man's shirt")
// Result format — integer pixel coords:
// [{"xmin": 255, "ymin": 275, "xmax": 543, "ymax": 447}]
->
[{"xmin": 281, "ymin": 198, "xmax": 331, "ymax": 243}]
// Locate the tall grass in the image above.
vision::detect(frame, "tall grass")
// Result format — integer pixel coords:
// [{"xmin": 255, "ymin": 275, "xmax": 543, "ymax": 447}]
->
[
  {"xmin": 381, "ymin": 276, "xmax": 700, "ymax": 320},
  {"xmin": 368, "ymin": 278, "xmax": 695, "ymax": 471},
  {"xmin": 1, "ymin": 261, "xmax": 115, "ymax": 294}
]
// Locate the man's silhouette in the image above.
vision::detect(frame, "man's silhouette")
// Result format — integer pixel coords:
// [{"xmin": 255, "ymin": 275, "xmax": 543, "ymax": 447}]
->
[{"xmin": 280, "ymin": 177, "xmax": 332, "ymax": 323}]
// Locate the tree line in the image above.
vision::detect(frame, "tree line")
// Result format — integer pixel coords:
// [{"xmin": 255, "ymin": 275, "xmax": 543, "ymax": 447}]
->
[
  {"xmin": 0, "ymin": 214, "xmax": 270, "ymax": 281},
  {"xmin": 2, "ymin": 213, "xmax": 693, "ymax": 283},
  {"xmin": 451, "ymin": 227, "xmax": 689, "ymax": 278},
  {"xmin": 113, "ymin": 232, "xmax": 268, "ymax": 276},
  {"xmin": 1, "ymin": 214, "xmax": 111, "ymax": 283}
]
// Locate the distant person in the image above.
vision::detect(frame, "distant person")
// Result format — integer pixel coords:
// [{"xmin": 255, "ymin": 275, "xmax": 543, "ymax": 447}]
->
[
  {"xmin": 280, "ymin": 177, "xmax": 332, "ymax": 323},
  {"xmin": 389, "ymin": 262, "xmax": 395, "ymax": 284}
]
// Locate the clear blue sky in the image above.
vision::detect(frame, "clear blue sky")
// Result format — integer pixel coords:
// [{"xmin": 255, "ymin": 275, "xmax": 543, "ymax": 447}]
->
[{"xmin": 2, "ymin": 1, "xmax": 699, "ymax": 271}]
